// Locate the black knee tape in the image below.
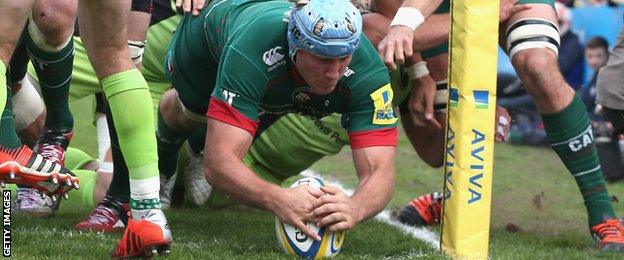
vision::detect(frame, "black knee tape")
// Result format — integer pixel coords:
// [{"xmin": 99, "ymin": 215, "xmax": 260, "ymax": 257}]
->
[{"xmin": 131, "ymin": 0, "xmax": 154, "ymax": 14}]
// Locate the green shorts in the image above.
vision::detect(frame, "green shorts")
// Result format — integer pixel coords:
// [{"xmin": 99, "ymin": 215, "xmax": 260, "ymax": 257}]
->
[{"xmin": 164, "ymin": 15, "xmax": 218, "ymax": 116}]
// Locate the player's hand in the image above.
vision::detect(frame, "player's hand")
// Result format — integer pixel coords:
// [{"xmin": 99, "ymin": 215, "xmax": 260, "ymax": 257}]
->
[
  {"xmin": 499, "ymin": 0, "xmax": 531, "ymax": 22},
  {"xmin": 408, "ymin": 75, "xmax": 443, "ymax": 130},
  {"xmin": 176, "ymin": 0, "xmax": 207, "ymax": 16},
  {"xmin": 273, "ymin": 185, "xmax": 324, "ymax": 241},
  {"xmin": 310, "ymin": 186, "xmax": 359, "ymax": 232},
  {"xmin": 377, "ymin": 25, "xmax": 414, "ymax": 71},
  {"xmin": 495, "ymin": 105, "xmax": 511, "ymax": 142}
]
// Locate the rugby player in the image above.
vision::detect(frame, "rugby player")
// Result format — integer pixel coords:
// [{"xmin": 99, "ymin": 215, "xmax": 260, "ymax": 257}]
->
[
  {"xmin": 378, "ymin": 0, "xmax": 624, "ymax": 250},
  {"xmin": 157, "ymin": 0, "xmax": 398, "ymax": 239}
]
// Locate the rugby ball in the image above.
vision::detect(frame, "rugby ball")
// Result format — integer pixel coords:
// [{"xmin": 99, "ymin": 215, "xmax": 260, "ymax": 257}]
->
[{"xmin": 275, "ymin": 177, "xmax": 346, "ymax": 258}]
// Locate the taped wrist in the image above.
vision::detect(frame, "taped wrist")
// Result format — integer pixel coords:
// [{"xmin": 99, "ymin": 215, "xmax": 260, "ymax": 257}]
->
[
  {"xmin": 406, "ymin": 61, "xmax": 429, "ymax": 82},
  {"xmin": 390, "ymin": 7, "xmax": 425, "ymax": 30},
  {"xmin": 128, "ymin": 40, "xmax": 146, "ymax": 66}
]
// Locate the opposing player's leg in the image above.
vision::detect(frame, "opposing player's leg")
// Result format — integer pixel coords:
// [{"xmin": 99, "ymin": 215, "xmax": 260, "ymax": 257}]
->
[
  {"xmin": 75, "ymin": 104, "xmax": 130, "ymax": 233},
  {"xmin": 77, "ymin": 0, "xmax": 170, "ymax": 256},
  {"xmin": 503, "ymin": 2, "xmax": 624, "ymax": 250}
]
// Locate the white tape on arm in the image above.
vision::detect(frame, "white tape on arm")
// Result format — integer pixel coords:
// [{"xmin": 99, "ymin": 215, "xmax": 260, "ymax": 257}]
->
[
  {"xmin": 406, "ymin": 61, "xmax": 429, "ymax": 82},
  {"xmin": 390, "ymin": 7, "xmax": 425, "ymax": 30}
]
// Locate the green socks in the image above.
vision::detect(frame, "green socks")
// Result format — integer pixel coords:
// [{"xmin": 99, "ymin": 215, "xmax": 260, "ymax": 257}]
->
[
  {"xmin": 0, "ymin": 86, "xmax": 22, "ymax": 149},
  {"xmin": 25, "ymin": 33, "xmax": 74, "ymax": 130},
  {"xmin": 542, "ymin": 95, "xmax": 616, "ymax": 227},
  {"xmin": 156, "ymin": 110, "xmax": 191, "ymax": 180}
]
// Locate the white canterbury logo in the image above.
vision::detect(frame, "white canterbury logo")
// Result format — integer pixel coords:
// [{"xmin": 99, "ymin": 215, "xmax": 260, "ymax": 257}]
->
[{"xmin": 263, "ymin": 46, "xmax": 285, "ymax": 66}]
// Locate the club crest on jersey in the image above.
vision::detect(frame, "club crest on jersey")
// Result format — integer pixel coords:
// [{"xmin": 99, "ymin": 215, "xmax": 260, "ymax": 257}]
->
[
  {"xmin": 263, "ymin": 46, "xmax": 286, "ymax": 72},
  {"xmin": 370, "ymin": 84, "xmax": 397, "ymax": 125}
]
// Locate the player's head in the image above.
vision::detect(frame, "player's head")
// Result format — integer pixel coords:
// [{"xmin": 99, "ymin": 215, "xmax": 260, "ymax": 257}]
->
[{"xmin": 287, "ymin": 0, "xmax": 362, "ymax": 94}]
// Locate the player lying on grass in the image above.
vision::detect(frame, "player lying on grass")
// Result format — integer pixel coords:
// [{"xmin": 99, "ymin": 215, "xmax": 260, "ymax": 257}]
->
[
  {"xmin": 376, "ymin": 0, "xmax": 624, "ymax": 251},
  {"xmin": 156, "ymin": 0, "xmax": 398, "ymax": 240}
]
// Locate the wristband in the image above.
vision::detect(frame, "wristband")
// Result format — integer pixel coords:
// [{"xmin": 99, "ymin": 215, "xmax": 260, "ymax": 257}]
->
[
  {"xmin": 406, "ymin": 61, "xmax": 429, "ymax": 82},
  {"xmin": 390, "ymin": 7, "xmax": 425, "ymax": 31}
]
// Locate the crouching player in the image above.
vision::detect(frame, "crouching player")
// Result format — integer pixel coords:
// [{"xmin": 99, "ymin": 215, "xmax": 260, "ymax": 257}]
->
[{"xmin": 157, "ymin": 0, "xmax": 398, "ymax": 238}]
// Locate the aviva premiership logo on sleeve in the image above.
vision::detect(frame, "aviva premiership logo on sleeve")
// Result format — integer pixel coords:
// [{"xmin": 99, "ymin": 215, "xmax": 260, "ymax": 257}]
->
[{"xmin": 370, "ymin": 84, "xmax": 398, "ymax": 125}]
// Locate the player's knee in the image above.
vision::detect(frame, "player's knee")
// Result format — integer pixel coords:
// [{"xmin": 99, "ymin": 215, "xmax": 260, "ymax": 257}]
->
[
  {"xmin": 29, "ymin": 0, "xmax": 77, "ymax": 49},
  {"xmin": 514, "ymin": 50, "xmax": 554, "ymax": 78}
]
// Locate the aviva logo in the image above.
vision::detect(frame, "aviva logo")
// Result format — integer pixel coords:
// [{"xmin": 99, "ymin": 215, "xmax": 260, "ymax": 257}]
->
[
  {"xmin": 473, "ymin": 90, "xmax": 489, "ymax": 109},
  {"xmin": 449, "ymin": 87, "xmax": 458, "ymax": 108}
]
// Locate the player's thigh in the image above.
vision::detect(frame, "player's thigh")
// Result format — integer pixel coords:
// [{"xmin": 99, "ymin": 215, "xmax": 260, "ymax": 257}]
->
[
  {"xmin": 164, "ymin": 41, "xmax": 217, "ymax": 119},
  {"xmin": 0, "ymin": 0, "xmax": 34, "ymax": 62},
  {"xmin": 77, "ymin": 0, "xmax": 133, "ymax": 79},
  {"xmin": 424, "ymin": 53, "xmax": 449, "ymax": 82},
  {"xmin": 500, "ymin": 2, "xmax": 558, "ymax": 62}
]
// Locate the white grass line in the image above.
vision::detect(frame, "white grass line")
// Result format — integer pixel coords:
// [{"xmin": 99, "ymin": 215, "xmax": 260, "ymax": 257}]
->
[{"xmin": 301, "ymin": 170, "xmax": 440, "ymax": 250}]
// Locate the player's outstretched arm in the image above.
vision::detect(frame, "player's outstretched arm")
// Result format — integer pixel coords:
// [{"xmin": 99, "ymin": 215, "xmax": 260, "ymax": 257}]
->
[
  {"xmin": 204, "ymin": 118, "xmax": 323, "ymax": 240},
  {"xmin": 312, "ymin": 146, "xmax": 395, "ymax": 231}
]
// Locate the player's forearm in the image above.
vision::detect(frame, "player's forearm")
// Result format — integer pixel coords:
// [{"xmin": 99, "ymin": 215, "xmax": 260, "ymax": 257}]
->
[
  {"xmin": 413, "ymin": 14, "xmax": 450, "ymax": 52},
  {"xmin": 205, "ymin": 153, "xmax": 282, "ymax": 212},
  {"xmin": 351, "ymin": 147, "xmax": 396, "ymax": 222}
]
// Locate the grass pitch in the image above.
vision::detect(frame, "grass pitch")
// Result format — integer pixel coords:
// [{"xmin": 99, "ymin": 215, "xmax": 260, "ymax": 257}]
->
[{"xmin": 7, "ymin": 96, "xmax": 624, "ymax": 259}]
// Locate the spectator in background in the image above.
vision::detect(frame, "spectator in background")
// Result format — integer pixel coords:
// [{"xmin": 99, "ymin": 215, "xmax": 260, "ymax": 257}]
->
[
  {"xmin": 581, "ymin": 36, "xmax": 609, "ymax": 120},
  {"xmin": 596, "ymin": 26, "xmax": 624, "ymax": 182},
  {"xmin": 579, "ymin": 37, "xmax": 623, "ymax": 182},
  {"xmin": 556, "ymin": 2, "xmax": 585, "ymax": 90}
]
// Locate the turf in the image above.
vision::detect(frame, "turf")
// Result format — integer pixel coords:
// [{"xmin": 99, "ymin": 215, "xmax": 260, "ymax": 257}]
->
[{"xmin": 6, "ymin": 96, "xmax": 624, "ymax": 259}]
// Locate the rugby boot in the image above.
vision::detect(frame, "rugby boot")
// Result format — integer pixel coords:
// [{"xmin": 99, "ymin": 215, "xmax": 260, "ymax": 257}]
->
[
  {"xmin": 0, "ymin": 145, "xmax": 79, "ymax": 196},
  {"xmin": 393, "ymin": 192, "xmax": 443, "ymax": 226},
  {"xmin": 75, "ymin": 195, "xmax": 130, "ymax": 232},
  {"xmin": 16, "ymin": 129, "xmax": 74, "ymax": 215},
  {"xmin": 111, "ymin": 209, "xmax": 172, "ymax": 258},
  {"xmin": 15, "ymin": 187, "xmax": 59, "ymax": 216},
  {"xmin": 590, "ymin": 217, "xmax": 624, "ymax": 251},
  {"xmin": 183, "ymin": 148, "xmax": 212, "ymax": 206}
]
